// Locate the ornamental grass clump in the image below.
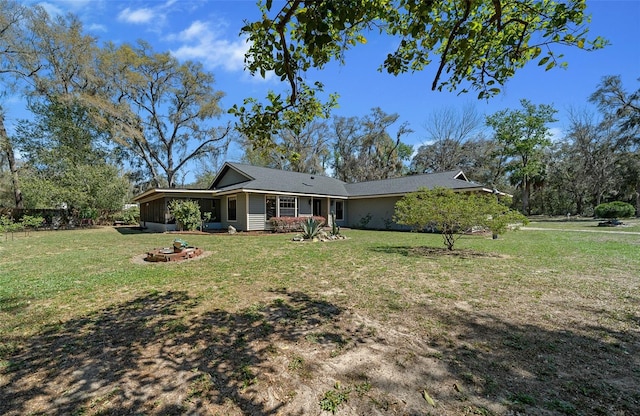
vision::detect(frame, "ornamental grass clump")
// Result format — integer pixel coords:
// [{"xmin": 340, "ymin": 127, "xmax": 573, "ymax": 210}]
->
[{"xmin": 301, "ymin": 217, "xmax": 322, "ymax": 240}]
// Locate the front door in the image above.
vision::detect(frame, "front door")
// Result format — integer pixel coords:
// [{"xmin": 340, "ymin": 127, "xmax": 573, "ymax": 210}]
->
[{"xmin": 313, "ymin": 199, "xmax": 322, "ymax": 217}]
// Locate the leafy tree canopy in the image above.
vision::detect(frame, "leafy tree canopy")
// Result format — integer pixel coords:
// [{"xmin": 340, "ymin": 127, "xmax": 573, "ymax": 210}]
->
[
  {"xmin": 234, "ymin": 0, "xmax": 606, "ymax": 145},
  {"xmin": 394, "ymin": 187, "xmax": 527, "ymax": 250}
]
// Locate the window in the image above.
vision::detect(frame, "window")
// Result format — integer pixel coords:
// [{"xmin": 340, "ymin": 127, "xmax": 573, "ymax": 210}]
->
[
  {"xmin": 279, "ymin": 196, "xmax": 297, "ymax": 217},
  {"xmin": 266, "ymin": 196, "xmax": 276, "ymax": 219},
  {"xmin": 335, "ymin": 200, "xmax": 344, "ymax": 221},
  {"xmin": 227, "ymin": 196, "xmax": 237, "ymax": 221}
]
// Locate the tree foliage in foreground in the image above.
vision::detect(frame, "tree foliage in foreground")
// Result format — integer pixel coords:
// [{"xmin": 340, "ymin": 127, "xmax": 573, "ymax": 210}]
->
[
  {"xmin": 234, "ymin": 0, "xmax": 605, "ymax": 145},
  {"xmin": 394, "ymin": 187, "xmax": 527, "ymax": 250}
]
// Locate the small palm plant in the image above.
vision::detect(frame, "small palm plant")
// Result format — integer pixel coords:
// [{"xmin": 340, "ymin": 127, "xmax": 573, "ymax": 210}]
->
[{"xmin": 301, "ymin": 217, "xmax": 322, "ymax": 239}]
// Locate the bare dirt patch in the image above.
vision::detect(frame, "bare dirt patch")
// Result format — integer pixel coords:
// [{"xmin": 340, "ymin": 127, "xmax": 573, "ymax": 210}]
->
[
  {"xmin": 0, "ymin": 290, "xmax": 505, "ymax": 415},
  {"xmin": 3, "ymin": 287, "xmax": 637, "ymax": 415}
]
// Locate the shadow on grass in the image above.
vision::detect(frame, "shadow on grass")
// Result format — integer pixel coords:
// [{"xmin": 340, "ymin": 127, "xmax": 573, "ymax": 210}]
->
[
  {"xmin": 371, "ymin": 245, "xmax": 505, "ymax": 258},
  {"xmin": 0, "ymin": 290, "xmax": 343, "ymax": 415},
  {"xmin": 114, "ymin": 226, "xmax": 148, "ymax": 235},
  {"xmin": 402, "ymin": 303, "xmax": 640, "ymax": 415},
  {"xmin": 2, "ymin": 290, "xmax": 638, "ymax": 415}
]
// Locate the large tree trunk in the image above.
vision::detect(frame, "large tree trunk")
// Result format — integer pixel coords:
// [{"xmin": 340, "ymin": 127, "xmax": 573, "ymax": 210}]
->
[{"xmin": 0, "ymin": 114, "xmax": 23, "ymax": 209}]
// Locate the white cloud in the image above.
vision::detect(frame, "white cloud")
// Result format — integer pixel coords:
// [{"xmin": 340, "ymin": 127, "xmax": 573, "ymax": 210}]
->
[
  {"xmin": 39, "ymin": 0, "xmax": 106, "ymax": 17},
  {"xmin": 87, "ymin": 23, "xmax": 107, "ymax": 32},
  {"xmin": 169, "ymin": 20, "xmax": 249, "ymax": 72},
  {"xmin": 117, "ymin": 7, "xmax": 156, "ymax": 24},
  {"xmin": 36, "ymin": 2, "xmax": 64, "ymax": 17},
  {"xmin": 548, "ymin": 127, "xmax": 564, "ymax": 142}
]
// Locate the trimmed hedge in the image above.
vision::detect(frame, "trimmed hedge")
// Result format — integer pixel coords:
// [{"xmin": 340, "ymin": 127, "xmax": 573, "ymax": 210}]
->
[
  {"xmin": 594, "ymin": 201, "xmax": 635, "ymax": 219},
  {"xmin": 270, "ymin": 216, "xmax": 326, "ymax": 233}
]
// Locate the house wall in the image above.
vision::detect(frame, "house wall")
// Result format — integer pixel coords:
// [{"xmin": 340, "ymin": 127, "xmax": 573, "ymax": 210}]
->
[
  {"xmin": 222, "ymin": 193, "xmax": 247, "ymax": 231},
  {"xmin": 347, "ymin": 196, "xmax": 405, "ymax": 230},
  {"xmin": 299, "ymin": 197, "xmax": 312, "ymax": 216},
  {"xmin": 329, "ymin": 199, "xmax": 347, "ymax": 228},
  {"xmin": 139, "ymin": 196, "xmax": 223, "ymax": 232},
  {"xmin": 248, "ymin": 193, "xmax": 266, "ymax": 231},
  {"xmin": 243, "ymin": 194, "xmax": 336, "ymax": 231}
]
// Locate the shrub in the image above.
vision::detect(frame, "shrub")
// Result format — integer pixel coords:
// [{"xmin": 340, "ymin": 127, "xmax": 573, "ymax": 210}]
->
[
  {"xmin": 168, "ymin": 199, "xmax": 201, "ymax": 231},
  {"xmin": 80, "ymin": 207, "xmax": 98, "ymax": 220},
  {"xmin": 594, "ymin": 201, "xmax": 635, "ymax": 219},
  {"xmin": 270, "ymin": 216, "xmax": 325, "ymax": 233},
  {"xmin": 21, "ymin": 215, "xmax": 45, "ymax": 229},
  {"xmin": 395, "ymin": 187, "xmax": 528, "ymax": 250},
  {"xmin": 121, "ymin": 206, "xmax": 140, "ymax": 225}
]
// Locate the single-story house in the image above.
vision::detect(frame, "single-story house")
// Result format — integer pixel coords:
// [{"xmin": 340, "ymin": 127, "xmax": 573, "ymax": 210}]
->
[{"xmin": 133, "ymin": 162, "xmax": 499, "ymax": 232}]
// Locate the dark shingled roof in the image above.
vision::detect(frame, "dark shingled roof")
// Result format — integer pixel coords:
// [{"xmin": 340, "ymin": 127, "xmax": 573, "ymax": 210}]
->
[
  {"xmin": 211, "ymin": 163, "xmax": 485, "ymax": 197},
  {"xmin": 211, "ymin": 162, "xmax": 350, "ymax": 197},
  {"xmin": 345, "ymin": 170, "xmax": 485, "ymax": 197}
]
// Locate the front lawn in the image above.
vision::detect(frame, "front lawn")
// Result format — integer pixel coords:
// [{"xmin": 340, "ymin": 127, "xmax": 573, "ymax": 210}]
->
[{"xmin": 1, "ymin": 226, "xmax": 638, "ymax": 415}]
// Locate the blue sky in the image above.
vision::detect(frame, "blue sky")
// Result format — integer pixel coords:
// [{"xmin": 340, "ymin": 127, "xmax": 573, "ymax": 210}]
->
[{"xmin": 16, "ymin": 0, "xmax": 640, "ymax": 163}]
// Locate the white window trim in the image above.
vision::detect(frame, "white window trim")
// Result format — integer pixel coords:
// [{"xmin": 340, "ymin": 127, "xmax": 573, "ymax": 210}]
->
[{"xmin": 277, "ymin": 195, "xmax": 298, "ymax": 217}]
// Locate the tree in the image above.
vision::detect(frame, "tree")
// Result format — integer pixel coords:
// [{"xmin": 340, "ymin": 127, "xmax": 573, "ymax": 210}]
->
[
  {"xmin": 332, "ymin": 108, "xmax": 412, "ymax": 182},
  {"xmin": 411, "ymin": 105, "xmax": 482, "ymax": 173},
  {"xmin": 589, "ymin": 76, "xmax": 640, "ymax": 214},
  {"xmin": 394, "ymin": 187, "xmax": 526, "ymax": 250},
  {"xmin": 589, "ymin": 75, "xmax": 640, "ymax": 143},
  {"xmin": 235, "ymin": 0, "xmax": 605, "ymax": 146},
  {"xmin": 0, "ymin": 1, "xmax": 102, "ymax": 208},
  {"xmin": 486, "ymin": 99, "xmax": 557, "ymax": 214},
  {"xmin": 95, "ymin": 41, "xmax": 231, "ymax": 188},
  {"xmin": 15, "ymin": 98, "xmax": 129, "ymax": 211},
  {"xmin": 0, "ymin": 0, "xmax": 32, "ymax": 208},
  {"xmin": 240, "ymin": 120, "xmax": 330, "ymax": 174}
]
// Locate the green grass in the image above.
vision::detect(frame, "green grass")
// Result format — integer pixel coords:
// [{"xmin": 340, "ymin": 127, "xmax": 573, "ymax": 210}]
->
[
  {"xmin": 1, "ymin": 225, "xmax": 639, "ymax": 415},
  {"xmin": 526, "ymin": 217, "xmax": 640, "ymax": 233}
]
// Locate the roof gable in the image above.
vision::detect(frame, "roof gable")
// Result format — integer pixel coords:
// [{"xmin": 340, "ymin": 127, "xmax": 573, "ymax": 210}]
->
[
  {"xmin": 210, "ymin": 162, "xmax": 350, "ymax": 197},
  {"xmin": 209, "ymin": 163, "xmax": 253, "ymax": 189}
]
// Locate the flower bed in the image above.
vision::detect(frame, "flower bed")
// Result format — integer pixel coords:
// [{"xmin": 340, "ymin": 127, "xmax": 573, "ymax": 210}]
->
[{"xmin": 270, "ymin": 216, "xmax": 326, "ymax": 233}]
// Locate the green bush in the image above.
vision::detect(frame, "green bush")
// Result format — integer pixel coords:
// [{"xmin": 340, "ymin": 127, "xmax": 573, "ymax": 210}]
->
[
  {"xmin": 21, "ymin": 215, "xmax": 45, "ymax": 229},
  {"xmin": 594, "ymin": 201, "xmax": 635, "ymax": 219},
  {"xmin": 121, "ymin": 206, "xmax": 140, "ymax": 225},
  {"xmin": 168, "ymin": 199, "xmax": 201, "ymax": 231}
]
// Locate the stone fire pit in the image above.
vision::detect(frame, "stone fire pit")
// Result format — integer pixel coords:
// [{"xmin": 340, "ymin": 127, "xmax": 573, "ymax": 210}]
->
[{"xmin": 145, "ymin": 239, "xmax": 203, "ymax": 262}]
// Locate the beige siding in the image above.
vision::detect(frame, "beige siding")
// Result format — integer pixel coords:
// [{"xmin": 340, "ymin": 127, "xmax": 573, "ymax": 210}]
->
[
  {"xmin": 347, "ymin": 196, "xmax": 403, "ymax": 229},
  {"xmin": 248, "ymin": 194, "xmax": 266, "ymax": 231}
]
